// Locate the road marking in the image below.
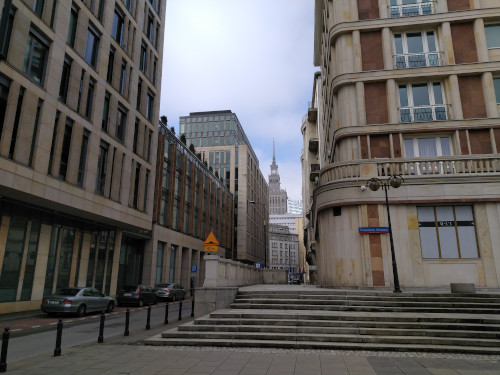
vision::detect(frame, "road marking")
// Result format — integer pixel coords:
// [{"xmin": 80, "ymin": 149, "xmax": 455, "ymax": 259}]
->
[
  {"xmin": 49, "ymin": 322, "xmax": 57, "ymax": 325},
  {"xmin": 32, "ymin": 325, "xmax": 41, "ymax": 328},
  {"xmin": 11, "ymin": 329, "xmax": 22, "ymax": 332},
  {"xmin": 66, "ymin": 320, "xmax": 73, "ymax": 323}
]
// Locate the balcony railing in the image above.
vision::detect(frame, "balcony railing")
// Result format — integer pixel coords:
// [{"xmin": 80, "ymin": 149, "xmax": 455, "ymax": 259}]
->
[
  {"xmin": 319, "ymin": 156, "xmax": 500, "ymax": 185},
  {"xmin": 389, "ymin": 1, "xmax": 435, "ymax": 18},
  {"xmin": 399, "ymin": 104, "xmax": 450, "ymax": 122},
  {"xmin": 394, "ymin": 51, "xmax": 442, "ymax": 69}
]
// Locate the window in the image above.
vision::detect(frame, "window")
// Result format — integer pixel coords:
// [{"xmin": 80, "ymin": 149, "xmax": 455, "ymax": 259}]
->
[
  {"xmin": 147, "ymin": 14, "xmax": 154, "ymax": 42},
  {"xmin": 59, "ymin": 56, "xmax": 72, "ymax": 102},
  {"xmin": 78, "ymin": 130, "xmax": 90, "ymax": 186},
  {"xmin": 146, "ymin": 91, "xmax": 154, "ymax": 121},
  {"xmin": 112, "ymin": 8, "xmax": 124, "ymax": 45},
  {"xmin": 116, "ymin": 106, "xmax": 127, "ymax": 143},
  {"xmin": 0, "ymin": 75, "xmax": 10, "ymax": 137},
  {"xmin": 399, "ymin": 82, "xmax": 447, "ymax": 122},
  {"xmin": 125, "ymin": 0, "xmax": 133, "ymax": 12},
  {"xmin": 102, "ymin": 92, "xmax": 110, "ymax": 131},
  {"xmin": 404, "ymin": 136, "xmax": 452, "ymax": 174},
  {"xmin": 29, "ymin": 99, "xmax": 43, "ymax": 167},
  {"xmin": 485, "ymin": 24, "xmax": 500, "ymax": 49},
  {"xmin": 494, "ymin": 77, "xmax": 500, "ymax": 104},
  {"xmin": 389, "ymin": 0, "xmax": 434, "ymax": 18},
  {"xmin": 137, "ymin": 78, "xmax": 142, "ymax": 110},
  {"xmin": 33, "ymin": 0, "xmax": 44, "ymax": 16},
  {"xmin": 140, "ymin": 43, "xmax": 147, "ymax": 73},
  {"xmin": 418, "ymin": 206, "xmax": 478, "ymax": 259},
  {"xmin": 119, "ymin": 60, "xmax": 126, "ymax": 95},
  {"xmin": 156, "ymin": 242, "xmax": 164, "ymax": 285},
  {"xmin": 133, "ymin": 120, "xmax": 139, "ymax": 153},
  {"xmin": 0, "ymin": 5, "xmax": 15, "ymax": 60},
  {"xmin": 85, "ymin": 78, "xmax": 96, "ymax": 119},
  {"xmin": 24, "ymin": 29, "xmax": 49, "ymax": 85},
  {"xmin": 96, "ymin": 142, "xmax": 109, "ymax": 195},
  {"xmin": 67, "ymin": 4, "xmax": 78, "ymax": 47},
  {"xmin": 59, "ymin": 119, "xmax": 73, "ymax": 180},
  {"xmin": 153, "ymin": 58, "xmax": 157, "ymax": 84},
  {"xmin": 133, "ymin": 163, "xmax": 141, "ymax": 208},
  {"xmin": 107, "ymin": 47, "xmax": 115, "ymax": 83},
  {"xmin": 9, "ymin": 87, "xmax": 24, "ymax": 159},
  {"xmin": 84, "ymin": 24, "xmax": 100, "ymax": 68},
  {"xmin": 394, "ymin": 31, "xmax": 439, "ymax": 68},
  {"xmin": 48, "ymin": 111, "xmax": 60, "ymax": 174},
  {"xmin": 77, "ymin": 70, "xmax": 85, "ymax": 112}
]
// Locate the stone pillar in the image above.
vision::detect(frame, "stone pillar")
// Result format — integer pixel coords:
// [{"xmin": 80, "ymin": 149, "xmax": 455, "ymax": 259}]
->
[
  {"xmin": 441, "ymin": 22, "xmax": 455, "ymax": 65},
  {"xmin": 449, "ymin": 75, "xmax": 464, "ymax": 120},
  {"xmin": 382, "ymin": 28, "xmax": 393, "ymax": 69},
  {"xmin": 474, "ymin": 18, "xmax": 489, "ymax": 63},
  {"xmin": 76, "ymin": 232, "xmax": 92, "ymax": 288},
  {"xmin": 387, "ymin": 79, "xmax": 399, "ymax": 123},
  {"xmin": 31, "ymin": 223, "xmax": 52, "ymax": 301},
  {"xmin": 482, "ymin": 72, "xmax": 499, "ymax": 118},
  {"xmin": 109, "ymin": 231, "xmax": 123, "ymax": 297}
]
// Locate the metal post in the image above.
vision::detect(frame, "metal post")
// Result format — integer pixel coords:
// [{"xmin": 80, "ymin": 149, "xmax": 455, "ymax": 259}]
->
[
  {"xmin": 384, "ymin": 185, "xmax": 402, "ymax": 293},
  {"xmin": 98, "ymin": 312, "xmax": 105, "ymax": 343},
  {"xmin": 164, "ymin": 302, "xmax": 169, "ymax": 325},
  {"xmin": 0, "ymin": 327, "xmax": 10, "ymax": 372},
  {"xmin": 54, "ymin": 319, "xmax": 63, "ymax": 357},
  {"xmin": 146, "ymin": 304, "xmax": 151, "ymax": 330},
  {"xmin": 178, "ymin": 301, "xmax": 182, "ymax": 321},
  {"xmin": 124, "ymin": 308, "xmax": 130, "ymax": 336},
  {"xmin": 191, "ymin": 298, "xmax": 195, "ymax": 317}
]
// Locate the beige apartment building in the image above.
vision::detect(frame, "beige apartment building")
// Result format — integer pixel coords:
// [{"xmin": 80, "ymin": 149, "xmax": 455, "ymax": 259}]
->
[
  {"xmin": 0, "ymin": 0, "xmax": 164, "ymax": 312},
  {"xmin": 305, "ymin": 0, "xmax": 500, "ymax": 288},
  {"xmin": 180, "ymin": 110, "xmax": 269, "ymax": 266}
]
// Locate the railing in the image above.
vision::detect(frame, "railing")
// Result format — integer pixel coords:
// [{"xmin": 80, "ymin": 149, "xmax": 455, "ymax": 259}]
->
[
  {"xmin": 389, "ymin": 1, "xmax": 435, "ymax": 18},
  {"xmin": 394, "ymin": 51, "xmax": 442, "ymax": 69},
  {"xmin": 399, "ymin": 104, "xmax": 451, "ymax": 122},
  {"xmin": 319, "ymin": 156, "xmax": 500, "ymax": 185}
]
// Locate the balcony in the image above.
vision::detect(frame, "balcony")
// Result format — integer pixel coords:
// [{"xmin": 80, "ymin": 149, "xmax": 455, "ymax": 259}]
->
[
  {"xmin": 399, "ymin": 104, "xmax": 450, "ymax": 122},
  {"xmin": 389, "ymin": 1, "xmax": 435, "ymax": 18},
  {"xmin": 394, "ymin": 51, "xmax": 442, "ymax": 69},
  {"xmin": 308, "ymin": 138, "xmax": 319, "ymax": 153}
]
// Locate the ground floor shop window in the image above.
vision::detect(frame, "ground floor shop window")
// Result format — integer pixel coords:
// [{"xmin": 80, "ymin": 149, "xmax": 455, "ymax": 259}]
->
[
  {"xmin": 418, "ymin": 206, "xmax": 478, "ymax": 259},
  {"xmin": 169, "ymin": 244, "xmax": 177, "ymax": 283}
]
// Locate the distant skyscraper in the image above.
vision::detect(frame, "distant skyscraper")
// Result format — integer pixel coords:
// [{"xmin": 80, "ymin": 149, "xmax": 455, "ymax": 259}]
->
[{"xmin": 268, "ymin": 140, "xmax": 288, "ymax": 214}]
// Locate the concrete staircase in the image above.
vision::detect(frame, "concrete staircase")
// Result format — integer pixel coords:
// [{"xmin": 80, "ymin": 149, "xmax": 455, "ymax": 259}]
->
[{"xmin": 145, "ymin": 287, "xmax": 500, "ymax": 354}]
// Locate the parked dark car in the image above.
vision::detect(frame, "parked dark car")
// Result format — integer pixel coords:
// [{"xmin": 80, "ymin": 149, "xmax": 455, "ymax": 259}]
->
[
  {"xmin": 116, "ymin": 285, "xmax": 157, "ymax": 307},
  {"xmin": 41, "ymin": 287, "xmax": 115, "ymax": 317},
  {"xmin": 155, "ymin": 283, "xmax": 186, "ymax": 302}
]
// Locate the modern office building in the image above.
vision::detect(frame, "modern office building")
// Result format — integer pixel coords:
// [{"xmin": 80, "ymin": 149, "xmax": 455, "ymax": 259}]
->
[
  {"xmin": 287, "ymin": 199, "xmax": 303, "ymax": 215},
  {"xmin": 269, "ymin": 224, "xmax": 299, "ymax": 278},
  {"xmin": 147, "ymin": 121, "xmax": 234, "ymax": 292},
  {"xmin": 268, "ymin": 141, "xmax": 288, "ymax": 215},
  {"xmin": 307, "ymin": 0, "xmax": 500, "ymax": 288},
  {"xmin": 0, "ymin": 0, "xmax": 165, "ymax": 313},
  {"xmin": 179, "ymin": 110, "xmax": 269, "ymax": 265}
]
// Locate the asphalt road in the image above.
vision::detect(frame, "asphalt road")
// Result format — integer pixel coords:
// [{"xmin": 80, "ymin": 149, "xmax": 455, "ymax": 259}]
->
[{"xmin": 3, "ymin": 299, "xmax": 193, "ymax": 362}]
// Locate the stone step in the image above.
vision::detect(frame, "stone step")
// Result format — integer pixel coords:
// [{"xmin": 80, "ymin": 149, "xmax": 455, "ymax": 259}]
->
[
  {"xmin": 230, "ymin": 303, "xmax": 499, "ymax": 314},
  {"xmin": 194, "ymin": 317, "xmax": 500, "ymax": 332},
  {"xmin": 144, "ymin": 336, "xmax": 500, "ymax": 354},
  {"xmin": 160, "ymin": 329, "xmax": 500, "ymax": 348},
  {"xmin": 180, "ymin": 323, "xmax": 500, "ymax": 339},
  {"xmin": 233, "ymin": 297, "xmax": 500, "ymax": 309}
]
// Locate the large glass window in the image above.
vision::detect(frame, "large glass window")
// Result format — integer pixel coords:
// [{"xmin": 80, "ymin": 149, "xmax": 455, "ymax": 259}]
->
[
  {"xmin": 140, "ymin": 43, "xmax": 147, "ymax": 73},
  {"xmin": 418, "ymin": 206, "xmax": 478, "ymax": 259},
  {"xmin": 112, "ymin": 9, "xmax": 124, "ymax": 45},
  {"xmin": 399, "ymin": 82, "xmax": 446, "ymax": 122},
  {"xmin": 59, "ymin": 119, "xmax": 73, "ymax": 180},
  {"xmin": 0, "ymin": 75, "xmax": 10, "ymax": 138},
  {"xmin": 96, "ymin": 141, "xmax": 109, "ymax": 195},
  {"xmin": 24, "ymin": 29, "xmax": 50, "ymax": 85},
  {"xmin": 169, "ymin": 245, "xmax": 177, "ymax": 283},
  {"xmin": 116, "ymin": 106, "xmax": 127, "ymax": 143},
  {"xmin": 155, "ymin": 242, "xmax": 164, "ymax": 285},
  {"xmin": 85, "ymin": 78, "xmax": 96, "ymax": 119},
  {"xmin": 55, "ymin": 228, "xmax": 75, "ymax": 290},
  {"xmin": 33, "ymin": 0, "xmax": 45, "ymax": 17},
  {"xmin": 77, "ymin": 130, "xmax": 90, "ymax": 186},
  {"xmin": 84, "ymin": 24, "xmax": 100, "ymax": 68},
  {"xmin": 67, "ymin": 4, "xmax": 78, "ymax": 47},
  {"xmin": 119, "ymin": 60, "xmax": 126, "ymax": 95},
  {"xmin": 485, "ymin": 24, "xmax": 500, "ymax": 49},
  {"xmin": 146, "ymin": 91, "xmax": 154, "ymax": 121},
  {"xmin": 404, "ymin": 136, "xmax": 452, "ymax": 174},
  {"xmin": 106, "ymin": 47, "xmax": 115, "ymax": 83},
  {"xmin": 59, "ymin": 56, "xmax": 72, "ymax": 103},
  {"xmin": 494, "ymin": 77, "xmax": 500, "ymax": 104},
  {"xmin": 394, "ymin": 31, "xmax": 439, "ymax": 68},
  {"xmin": 389, "ymin": 0, "xmax": 434, "ymax": 18},
  {"xmin": 102, "ymin": 92, "xmax": 110, "ymax": 131},
  {"xmin": 0, "ymin": 5, "xmax": 15, "ymax": 60},
  {"xmin": 20, "ymin": 219, "xmax": 41, "ymax": 301}
]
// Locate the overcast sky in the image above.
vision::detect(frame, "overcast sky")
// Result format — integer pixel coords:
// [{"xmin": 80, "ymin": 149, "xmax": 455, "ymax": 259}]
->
[{"xmin": 160, "ymin": 0, "xmax": 317, "ymax": 200}]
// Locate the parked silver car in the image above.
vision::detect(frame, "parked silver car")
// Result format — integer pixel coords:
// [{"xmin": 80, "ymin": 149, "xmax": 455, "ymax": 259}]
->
[
  {"xmin": 41, "ymin": 287, "xmax": 115, "ymax": 317},
  {"xmin": 155, "ymin": 283, "xmax": 186, "ymax": 302}
]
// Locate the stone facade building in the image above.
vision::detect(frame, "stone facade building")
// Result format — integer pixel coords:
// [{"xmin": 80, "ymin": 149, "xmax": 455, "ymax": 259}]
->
[
  {"xmin": 180, "ymin": 110, "xmax": 269, "ymax": 265},
  {"xmin": 269, "ymin": 224, "xmax": 299, "ymax": 277},
  {"xmin": 0, "ymin": 0, "xmax": 164, "ymax": 313},
  {"xmin": 306, "ymin": 0, "xmax": 500, "ymax": 288}
]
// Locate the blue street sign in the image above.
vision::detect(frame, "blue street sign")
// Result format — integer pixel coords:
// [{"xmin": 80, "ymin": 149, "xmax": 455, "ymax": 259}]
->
[
  {"xmin": 358, "ymin": 227, "xmax": 390, "ymax": 234},
  {"xmin": 191, "ymin": 265, "xmax": 198, "ymax": 272},
  {"xmin": 254, "ymin": 263, "xmax": 262, "ymax": 269}
]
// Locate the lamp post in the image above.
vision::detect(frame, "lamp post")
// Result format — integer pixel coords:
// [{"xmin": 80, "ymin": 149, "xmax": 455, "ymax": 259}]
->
[
  {"xmin": 366, "ymin": 175, "xmax": 404, "ymax": 293},
  {"xmin": 248, "ymin": 200, "xmax": 268, "ymax": 268}
]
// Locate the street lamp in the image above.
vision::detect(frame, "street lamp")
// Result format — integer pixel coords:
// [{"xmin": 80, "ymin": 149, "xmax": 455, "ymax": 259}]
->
[
  {"xmin": 366, "ymin": 175, "xmax": 404, "ymax": 293},
  {"xmin": 248, "ymin": 200, "xmax": 268, "ymax": 268}
]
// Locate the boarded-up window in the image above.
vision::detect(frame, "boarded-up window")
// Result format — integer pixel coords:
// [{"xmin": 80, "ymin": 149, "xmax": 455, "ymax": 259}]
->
[
  {"xmin": 469, "ymin": 129, "xmax": 492, "ymax": 154},
  {"xmin": 365, "ymin": 82, "xmax": 388, "ymax": 124},
  {"xmin": 370, "ymin": 135, "xmax": 391, "ymax": 158},
  {"xmin": 360, "ymin": 135, "xmax": 369, "ymax": 159},
  {"xmin": 361, "ymin": 31, "xmax": 384, "ymax": 71},
  {"xmin": 458, "ymin": 76, "xmax": 487, "ymax": 119},
  {"xmin": 447, "ymin": 0, "xmax": 470, "ymax": 11},
  {"xmin": 451, "ymin": 23, "xmax": 478, "ymax": 64},
  {"xmin": 357, "ymin": 0, "xmax": 379, "ymax": 20}
]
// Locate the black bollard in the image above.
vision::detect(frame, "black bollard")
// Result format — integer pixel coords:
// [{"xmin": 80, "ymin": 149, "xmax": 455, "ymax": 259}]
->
[
  {"xmin": 98, "ymin": 312, "xmax": 105, "ymax": 343},
  {"xmin": 54, "ymin": 319, "xmax": 63, "ymax": 357},
  {"xmin": 146, "ymin": 304, "xmax": 151, "ymax": 330},
  {"xmin": 191, "ymin": 298, "xmax": 195, "ymax": 317},
  {"xmin": 164, "ymin": 302, "xmax": 169, "ymax": 325},
  {"xmin": 124, "ymin": 308, "xmax": 130, "ymax": 336},
  {"xmin": 0, "ymin": 327, "xmax": 10, "ymax": 372},
  {"xmin": 178, "ymin": 301, "xmax": 182, "ymax": 321}
]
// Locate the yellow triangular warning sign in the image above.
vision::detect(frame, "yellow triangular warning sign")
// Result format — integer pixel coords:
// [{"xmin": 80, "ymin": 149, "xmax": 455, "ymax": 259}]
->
[{"xmin": 204, "ymin": 232, "xmax": 219, "ymax": 246}]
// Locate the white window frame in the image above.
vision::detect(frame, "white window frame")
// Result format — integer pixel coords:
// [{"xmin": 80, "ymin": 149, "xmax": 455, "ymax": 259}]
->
[
  {"xmin": 485, "ymin": 23, "xmax": 500, "ymax": 49},
  {"xmin": 403, "ymin": 135, "xmax": 453, "ymax": 175},
  {"xmin": 398, "ymin": 82, "xmax": 447, "ymax": 122},
  {"xmin": 394, "ymin": 30, "xmax": 440, "ymax": 68},
  {"xmin": 389, "ymin": 0, "xmax": 435, "ymax": 18}
]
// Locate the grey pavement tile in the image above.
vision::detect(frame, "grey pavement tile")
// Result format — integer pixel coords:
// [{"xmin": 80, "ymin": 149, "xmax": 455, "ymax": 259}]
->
[
  {"xmin": 371, "ymin": 367, "xmax": 405, "ymax": 374},
  {"xmin": 210, "ymin": 371, "xmax": 241, "ymax": 375},
  {"xmin": 346, "ymin": 365, "xmax": 377, "ymax": 375},
  {"xmin": 427, "ymin": 370, "xmax": 461, "ymax": 375},
  {"xmin": 239, "ymin": 369, "xmax": 268, "ymax": 375}
]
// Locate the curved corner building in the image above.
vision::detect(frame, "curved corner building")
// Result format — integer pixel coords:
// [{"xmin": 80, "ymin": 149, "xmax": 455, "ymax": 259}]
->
[{"xmin": 308, "ymin": 0, "xmax": 500, "ymax": 288}]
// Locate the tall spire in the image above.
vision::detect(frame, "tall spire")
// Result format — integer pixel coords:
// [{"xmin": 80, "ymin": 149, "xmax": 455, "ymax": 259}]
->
[{"xmin": 272, "ymin": 138, "xmax": 276, "ymax": 164}]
